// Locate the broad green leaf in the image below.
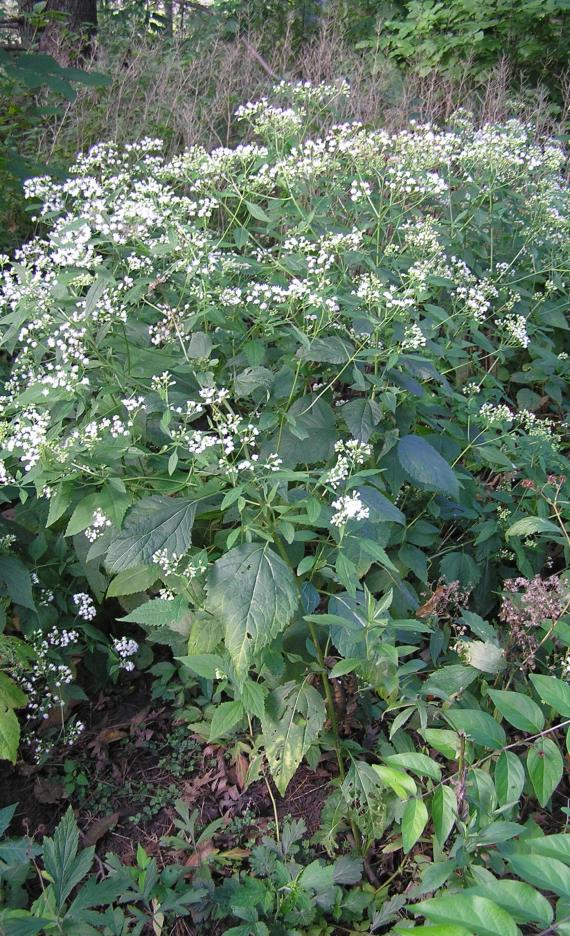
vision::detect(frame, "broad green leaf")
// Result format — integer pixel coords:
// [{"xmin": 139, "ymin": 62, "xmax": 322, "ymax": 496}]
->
[
  {"xmin": 523, "ymin": 834, "xmax": 570, "ymax": 864},
  {"xmin": 374, "ymin": 765, "xmax": 417, "ymax": 798},
  {"xmin": 397, "ymin": 435, "xmax": 459, "ymax": 498},
  {"xmin": 262, "ymin": 681, "xmax": 326, "ymax": 795},
  {"xmin": 209, "ymin": 700, "xmax": 244, "ymax": 742},
  {"xmin": 106, "ymin": 565, "xmax": 158, "ymax": 598},
  {"xmin": 475, "ymin": 821, "xmax": 525, "ymax": 845},
  {"xmin": 488, "ymin": 689, "xmax": 545, "ymax": 733},
  {"xmin": 0, "ymin": 707, "xmax": 20, "ymax": 764},
  {"xmin": 176, "ymin": 653, "xmax": 224, "ymax": 680},
  {"xmin": 529, "ymin": 674, "xmax": 570, "ymax": 718},
  {"xmin": 240, "ymin": 680, "xmax": 265, "ymax": 720},
  {"xmin": 466, "ymin": 881, "xmax": 553, "ymax": 926},
  {"xmin": 384, "ymin": 752, "xmax": 442, "ymax": 781},
  {"xmin": 526, "ymin": 737, "xmax": 563, "ymax": 807},
  {"xmin": 277, "ymin": 395, "xmax": 336, "ymax": 466},
  {"xmin": 410, "ymin": 894, "xmax": 518, "ymax": 936},
  {"xmin": 432, "ymin": 785, "xmax": 456, "ymax": 845},
  {"xmin": 421, "ymin": 728, "xmax": 461, "ymax": 759},
  {"xmin": 423, "ymin": 665, "xmax": 478, "ymax": 700},
  {"xmin": 506, "ymin": 517, "xmax": 560, "ymax": 538},
  {"xmin": 402, "ymin": 797, "xmax": 428, "ymax": 853},
  {"xmin": 207, "ymin": 544, "xmax": 298, "ymax": 682},
  {"xmin": 0, "ymin": 672, "xmax": 27, "ymax": 710},
  {"xmin": 119, "ymin": 594, "xmax": 188, "ymax": 627},
  {"xmin": 105, "ymin": 495, "xmax": 200, "ymax": 573},
  {"xmin": 494, "ymin": 751, "xmax": 525, "ymax": 806},
  {"xmin": 329, "ymin": 658, "xmax": 362, "ymax": 677},
  {"xmin": 440, "ymin": 551, "xmax": 481, "ymax": 588},
  {"xmin": 506, "ymin": 854, "xmax": 570, "ymax": 898},
  {"xmin": 462, "ymin": 640, "xmax": 505, "ymax": 674},
  {"xmin": 298, "ymin": 336, "xmax": 354, "ymax": 363},
  {"xmin": 356, "ymin": 486, "xmax": 406, "ymax": 524},
  {"xmin": 395, "ymin": 926, "xmax": 473, "ymax": 936},
  {"xmin": 0, "ymin": 558, "xmax": 35, "ymax": 611},
  {"xmin": 42, "ymin": 807, "xmax": 94, "ymax": 911},
  {"xmin": 341, "ymin": 398, "xmax": 382, "ymax": 443},
  {"xmin": 0, "ymin": 912, "xmax": 52, "ymax": 936},
  {"xmin": 445, "ymin": 709, "xmax": 506, "ymax": 749}
]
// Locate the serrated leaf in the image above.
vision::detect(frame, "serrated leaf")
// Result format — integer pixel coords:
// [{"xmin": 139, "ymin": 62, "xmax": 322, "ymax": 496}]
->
[
  {"xmin": 176, "ymin": 653, "xmax": 223, "ymax": 680},
  {"xmin": 105, "ymin": 495, "xmax": 200, "ymax": 573},
  {"xmin": 207, "ymin": 544, "xmax": 298, "ymax": 682},
  {"xmin": 440, "ymin": 551, "xmax": 481, "ymax": 588},
  {"xmin": 209, "ymin": 700, "xmax": 244, "ymax": 742},
  {"xmin": 410, "ymin": 894, "xmax": 518, "ymax": 936},
  {"xmin": 241, "ymin": 680, "xmax": 265, "ymax": 720},
  {"xmin": 341, "ymin": 398, "xmax": 382, "ymax": 442},
  {"xmin": 526, "ymin": 737, "xmax": 563, "ymax": 807},
  {"xmin": 506, "ymin": 517, "xmax": 560, "ymax": 538},
  {"xmin": 488, "ymin": 689, "xmax": 545, "ymax": 733},
  {"xmin": 397, "ymin": 435, "xmax": 459, "ymax": 498},
  {"xmin": 262, "ymin": 680, "xmax": 326, "ymax": 795},
  {"xmin": 276, "ymin": 395, "xmax": 336, "ymax": 466},
  {"xmin": 529, "ymin": 674, "xmax": 570, "ymax": 718},
  {"xmin": 402, "ymin": 797, "xmax": 428, "ymax": 853},
  {"xmin": 341, "ymin": 761, "xmax": 388, "ymax": 841},
  {"xmin": 463, "ymin": 641, "xmax": 506, "ymax": 674},
  {"xmin": 298, "ymin": 336, "xmax": 354, "ymax": 364},
  {"xmin": 43, "ymin": 807, "xmax": 94, "ymax": 911}
]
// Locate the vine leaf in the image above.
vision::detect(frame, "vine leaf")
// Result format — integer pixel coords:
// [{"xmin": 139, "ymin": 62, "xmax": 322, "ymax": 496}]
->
[
  {"xmin": 207, "ymin": 543, "xmax": 298, "ymax": 682},
  {"xmin": 262, "ymin": 680, "xmax": 325, "ymax": 795}
]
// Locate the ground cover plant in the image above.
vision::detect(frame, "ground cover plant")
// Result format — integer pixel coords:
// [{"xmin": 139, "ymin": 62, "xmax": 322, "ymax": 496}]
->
[{"xmin": 0, "ymin": 81, "xmax": 569, "ymax": 934}]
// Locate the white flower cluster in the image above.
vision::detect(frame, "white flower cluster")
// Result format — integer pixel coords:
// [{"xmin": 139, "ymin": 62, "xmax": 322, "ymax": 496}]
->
[
  {"xmin": 325, "ymin": 439, "xmax": 372, "ymax": 490},
  {"xmin": 272, "ymin": 78, "xmax": 350, "ymax": 104},
  {"xmin": 73, "ymin": 592, "xmax": 96, "ymax": 621},
  {"xmin": 349, "ymin": 179, "xmax": 372, "ymax": 202},
  {"xmin": 478, "ymin": 402, "xmax": 514, "ymax": 426},
  {"xmin": 501, "ymin": 313, "xmax": 530, "ymax": 348},
  {"xmin": 112, "ymin": 636, "xmax": 139, "ymax": 672},
  {"xmin": 85, "ymin": 509, "xmax": 112, "ymax": 542},
  {"xmin": 331, "ymin": 492, "xmax": 370, "ymax": 527}
]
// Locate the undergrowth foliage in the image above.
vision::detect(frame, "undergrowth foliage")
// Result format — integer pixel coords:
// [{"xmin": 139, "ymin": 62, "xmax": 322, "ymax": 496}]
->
[{"xmin": 0, "ymin": 82, "xmax": 569, "ymax": 934}]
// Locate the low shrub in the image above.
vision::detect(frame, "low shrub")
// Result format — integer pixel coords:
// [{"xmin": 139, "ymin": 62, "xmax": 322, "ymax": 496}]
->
[{"xmin": 0, "ymin": 81, "xmax": 569, "ymax": 934}]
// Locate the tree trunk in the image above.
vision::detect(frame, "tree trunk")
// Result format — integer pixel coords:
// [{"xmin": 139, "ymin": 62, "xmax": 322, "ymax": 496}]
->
[{"xmin": 18, "ymin": 0, "xmax": 97, "ymax": 63}]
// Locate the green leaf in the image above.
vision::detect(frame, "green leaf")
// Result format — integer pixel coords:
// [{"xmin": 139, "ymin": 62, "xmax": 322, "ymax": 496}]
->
[
  {"xmin": 209, "ymin": 700, "xmax": 244, "ymax": 742},
  {"xmin": 506, "ymin": 854, "xmax": 570, "ymax": 898},
  {"xmin": 440, "ymin": 551, "xmax": 481, "ymax": 588},
  {"xmin": 488, "ymin": 689, "xmax": 545, "ymax": 733},
  {"xmin": 176, "ymin": 653, "xmax": 223, "ymax": 680},
  {"xmin": 421, "ymin": 728, "xmax": 461, "ymax": 759},
  {"xmin": 0, "ymin": 707, "xmax": 20, "ymax": 764},
  {"xmin": 42, "ymin": 807, "xmax": 94, "ymax": 911},
  {"xmin": 356, "ymin": 486, "xmax": 406, "ymax": 524},
  {"xmin": 262, "ymin": 681, "xmax": 326, "ymax": 795},
  {"xmin": 529, "ymin": 674, "xmax": 570, "ymax": 718},
  {"xmin": 299, "ymin": 336, "xmax": 355, "ymax": 363},
  {"xmin": 0, "ymin": 672, "xmax": 27, "ymax": 710},
  {"xmin": 341, "ymin": 761, "xmax": 388, "ymax": 841},
  {"xmin": 423, "ymin": 665, "xmax": 478, "ymax": 700},
  {"xmin": 397, "ymin": 435, "xmax": 459, "ymax": 498},
  {"xmin": 432, "ymin": 785, "xmax": 456, "ymax": 845},
  {"xmin": 466, "ymin": 881, "xmax": 553, "ymax": 926},
  {"xmin": 506, "ymin": 517, "xmax": 560, "ymax": 538},
  {"xmin": 329, "ymin": 658, "xmax": 362, "ymax": 677},
  {"xmin": 0, "ymin": 912, "xmax": 52, "ymax": 936},
  {"xmin": 105, "ymin": 495, "xmax": 199, "ymax": 573},
  {"xmin": 522, "ymin": 834, "xmax": 570, "ymax": 864},
  {"xmin": 240, "ymin": 680, "xmax": 266, "ymax": 720},
  {"xmin": 445, "ymin": 709, "xmax": 506, "ymax": 749},
  {"xmin": 374, "ymin": 765, "xmax": 417, "ymax": 799},
  {"xmin": 410, "ymin": 895, "xmax": 518, "ymax": 936},
  {"xmin": 119, "ymin": 594, "xmax": 188, "ymax": 627},
  {"xmin": 526, "ymin": 737, "xmax": 563, "ymax": 807},
  {"xmin": 402, "ymin": 797, "xmax": 428, "ymax": 853},
  {"xmin": 384, "ymin": 752, "xmax": 442, "ymax": 781},
  {"xmin": 207, "ymin": 544, "xmax": 298, "ymax": 683},
  {"xmin": 0, "ymin": 558, "xmax": 36, "ymax": 611},
  {"xmin": 106, "ymin": 565, "xmax": 158, "ymax": 597},
  {"xmin": 245, "ymin": 200, "xmax": 272, "ymax": 222},
  {"xmin": 463, "ymin": 641, "xmax": 505, "ymax": 674},
  {"xmin": 494, "ymin": 751, "xmax": 525, "ymax": 806},
  {"xmin": 341, "ymin": 398, "xmax": 382, "ymax": 443},
  {"xmin": 395, "ymin": 927, "xmax": 473, "ymax": 936},
  {"xmin": 277, "ymin": 396, "xmax": 336, "ymax": 466}
]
